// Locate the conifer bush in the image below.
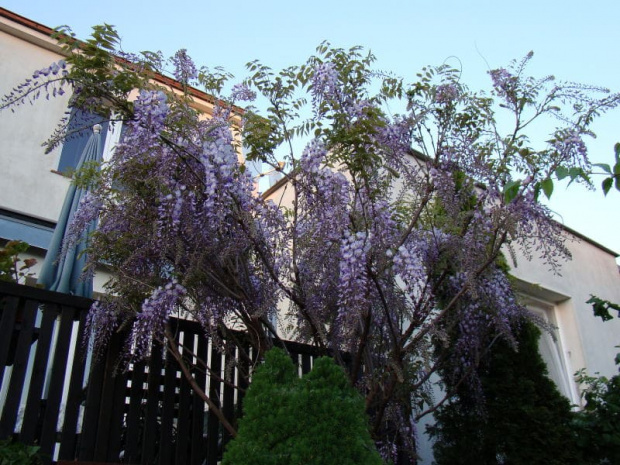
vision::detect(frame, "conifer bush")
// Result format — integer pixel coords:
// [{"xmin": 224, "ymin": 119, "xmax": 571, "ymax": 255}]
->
[
  {"xmin": 222, "ymin": 348, "xmax": 383, "ymax": 465},
  {"xmin": 429, "ymin": 321, "xmax": 580, "ymax": 464}
]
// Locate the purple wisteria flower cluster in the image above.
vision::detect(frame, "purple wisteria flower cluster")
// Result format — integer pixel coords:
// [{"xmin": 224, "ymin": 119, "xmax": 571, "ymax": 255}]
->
[
  {"xmin": 435, "ymin": 83, "xmax": 460, "ymax": 104},
  {"xmin": 0, "ymin": 60, "xmax": 68, "ymax": 111},
  {"xmin": 337, "ymin": 231, "xmax": 371, "ymax": 328},
  {"xmin": 170, "ymin": 49, "xmax": 198, "ymax": 84},
  {"xmin": 230, "ymin": 83, "xmax": 256, "ymax": 102},
  {"xmin": 130, "ymin": 281, "xmax": 186, "ymax": 357},
  {"xmin": 311, "ymin": 61, "xmax": 339, "ymax": 109}
]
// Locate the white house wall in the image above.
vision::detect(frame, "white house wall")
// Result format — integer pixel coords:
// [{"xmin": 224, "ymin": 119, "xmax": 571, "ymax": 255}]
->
[
  {"xmin": 0, "ymin": 22, "xmax": 73, "ymax": 224},
  {"xmin": 510, "ymin": 232, "xmax": 620, "ymax": 381}
]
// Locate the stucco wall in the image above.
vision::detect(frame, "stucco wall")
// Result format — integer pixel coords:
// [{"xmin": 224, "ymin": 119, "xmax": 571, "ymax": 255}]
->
[
  {"xmin": 510, "ymin": 232, "xmax": 620, "ymax": 380},
  {"xmin": 0, "ymin": 25, "xmax": 72, "ymax": 223}
]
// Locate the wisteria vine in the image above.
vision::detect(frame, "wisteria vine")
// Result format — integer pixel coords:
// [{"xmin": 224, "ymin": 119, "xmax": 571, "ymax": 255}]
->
[{"xmin": 3, "ymin": 29, "xmax": 619, "ymax": 463}]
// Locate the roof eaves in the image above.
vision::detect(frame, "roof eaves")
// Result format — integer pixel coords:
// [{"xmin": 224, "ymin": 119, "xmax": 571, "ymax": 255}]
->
[{"xmin": 0, "ymin": 7, "xmax": 244, "ymax": 116}]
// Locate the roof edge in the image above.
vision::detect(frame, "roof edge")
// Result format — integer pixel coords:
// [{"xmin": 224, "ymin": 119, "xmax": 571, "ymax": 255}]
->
[
  {"xmin": 0, "ymin": 7, "xmax": 244, "ymax": 116},
  {"xmin": 559, "ymin": 222, "xmax": 619, "ymax": 257}
]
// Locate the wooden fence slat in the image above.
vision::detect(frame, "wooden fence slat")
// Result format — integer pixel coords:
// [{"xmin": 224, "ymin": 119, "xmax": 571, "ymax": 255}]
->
[
  {"xmin": 190, "ymin": 333, "xmax": 207, "ymax": 465},
  {"xmin": 235, "ymin": 342, "xmax": 255, "ymax": 423},
  {"xmin": 19, "ymin": 305, "xmax": 58, "ymax": 443},
  {"xmin": 175, "ymin": 331, "xmax": 192, "ymax": 465},
  {"xmin": 123, "ymin": 359, "xmax": 146, "ymax": 464},
  {"xmin": 104, "ymin": 358, "xmax": 128, "ymax": 463},
  {"xmin": 141, "ymin": 342, "xmax": 163, "ymax": 465},
  {"xmin": 78, "ymin": 348, "xmax": 106, "ymax": 461},
  {"xmin": 92, "ymin": 331, "xmax": 124, "ymax": 462},
  {"xmin": 0, "ymin": 299, "xmax": 38, "ymax": 438},
  {"xmin": 57, "ymin": 307, "xmax": 89, "ymax": 460},
  {"xmin": 39, "ymin": 305, "xmax": 78, "ymax": 457},
  {"xmin": 221, "ymin": 347, "xmax": 235, "ymax": 451},
  {"xmin": 0, "ymin": 295, "xmax": 19, "ymax": 383},
  {"xmin": 158, "ymin": 347, "xmax": 177, "ymax": 465},
  {"xmin": 205, "ymin": 343, "xmax": 222, "ymax": 465}
]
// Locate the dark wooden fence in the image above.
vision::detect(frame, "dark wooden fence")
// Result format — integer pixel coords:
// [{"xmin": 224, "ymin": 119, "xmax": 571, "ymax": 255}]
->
[{"xmin": 0, "ymin": 280, "xmax": 324, "ymax": 464}]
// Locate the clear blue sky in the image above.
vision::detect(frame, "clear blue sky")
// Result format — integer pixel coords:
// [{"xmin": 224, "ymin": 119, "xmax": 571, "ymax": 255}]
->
[{"xmin": 2, "ymin": 0, "xmax": 619, "ymax": 257}]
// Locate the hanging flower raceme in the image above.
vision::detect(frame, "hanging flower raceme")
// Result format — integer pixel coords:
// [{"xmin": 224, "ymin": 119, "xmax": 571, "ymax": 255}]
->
[
  {"xmin": 230, "ymin": 83, "xmax": 256, "ymax": 103},
  {"xmin": 311, "ymin": 61, "xmax": 339, "ymax": 109},
  {"xmin": 130, "ymin": 280, "xmax": 187, "ymax": 358},
  {"xmin": 552, "ymin": 130, "xmax": 589, "ymax": 167},
  {"xmin": 63, "ymin": 192, "xmax": 103, "ymax": 254},
  {"xmin": 171, "ymin": 49, "xmax": 198, "ymax": 85},
  {"xmin": 0, "ymin": 59, "xmax": 68, "ymax": 110},
  {"xmin": 440, "ymin": 268, "xmax": 528, "ymax": 396},
  {"xmin": 295, "ymin": 141, "xmax": 351, "ymax": 275},
  {"xmin": 113, "ymin": 90, "xmax": 170, "ymax": 167},
  {"xmin": 392, "ymin": 239, "xmax": 429, "ymax": 304},
  {"xmin": 435, "ymin": 83, "xmax": 460, "ymax": 105},
  {"xmin": 85, "ymin": 300, "xmax": 122, "ymax": 357},
  {"xmin": 337, "ymin": 231, "xmax": 371, "ymax": 333}
]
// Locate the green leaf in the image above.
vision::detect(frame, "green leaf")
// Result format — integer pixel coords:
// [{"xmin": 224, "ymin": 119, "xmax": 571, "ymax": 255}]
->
[
  {"xmin": 555, "ymin": 166, "xmax": 569, "ymax": 180},
  {"xmin": 602, "ymin": 177, "xmax": 613, "ymax": 195},
  {"xmin": 541, "ymin": 178, "xmax": 554, "ymax": 199},
  {"xmin": 594, "ymin": 163, "xmax": 612, "ymax": 174},
  {"xmin": 587, "ymin": 295, "xmax": 620, "ymax": 321},
  {"xmin": 592, "ymin": 300, "xmax": 613, "ymax": 322},
  {"xmin": 503, "ymin": 180, "xmax": 521, "ymax": 203}
]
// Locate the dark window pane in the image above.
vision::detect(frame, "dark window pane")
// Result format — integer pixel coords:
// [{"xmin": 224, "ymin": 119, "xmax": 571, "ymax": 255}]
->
[{"xmin": 58, "ymin": 109, "xmax": 109, "ymax": 173}]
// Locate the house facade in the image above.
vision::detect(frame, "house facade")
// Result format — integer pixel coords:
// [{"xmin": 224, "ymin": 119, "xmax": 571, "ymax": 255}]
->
[{"xmin": 0, "ymin": 7, "xmax": 244, "ymax": 293}]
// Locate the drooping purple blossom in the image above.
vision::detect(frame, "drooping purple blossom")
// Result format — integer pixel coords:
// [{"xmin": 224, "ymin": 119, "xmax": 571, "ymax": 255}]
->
[
  {"xmin": 230, "ymin": 83, "xmax": 256, "ymax": 102},
  {"xmin": 337, "ymin": 231, "xmax": 371, "ymax": 325},
  {"xmin": 85, "ymin": 300, "xmax": 121, "ymax": 356},
  {"xmin": 1, "ymin": 59, "xmax": 68, "ymax": 110},
  {"xmin": 130, "ymin": 281, "xmax": 186, "ymax": 358},
  {"xmin": 489, "ymin": 68, "xmax": 515, "ymax": 98},
  {"xmin": 311, "ymin": 61, "xmax": 339, "ymax": 108},
  {"xmin": 62, "ymin": 192, "xmax": 103, "ymax": 254},
  {"xmin": 552, "ymin": 130, "xmax": 589, "ymax": 167},
  {"xmin": 171, "ymin": 49, "xmax": 198, "ymax": 84},
  {"xmin": 435, "ymin": 83, "xmax": 460, "ymax": 104}
]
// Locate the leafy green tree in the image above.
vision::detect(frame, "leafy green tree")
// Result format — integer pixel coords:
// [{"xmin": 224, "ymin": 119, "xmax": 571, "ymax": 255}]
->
[
  {"xmin": 429, "ymin": 321, "xmax": 580, "ymax": 465},
  {"xmin": 3, "ymin": 25, "xmax": 619, "ymax": 461},
  {"xmin": 222, "ymin": 348, "xmax": 383, "ymax": 465}
]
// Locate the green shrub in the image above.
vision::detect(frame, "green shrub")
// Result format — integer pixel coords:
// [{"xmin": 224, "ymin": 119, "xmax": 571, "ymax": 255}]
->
[
  {"xmin": 0, "ymin": 439, "xmax": 43, "ymax": 465},
  {"xmin": 222, "ymin": 348, "xmax": 383, "ymax": 465},
  {"xmin": 429, "ymin": 322, "xmax": 580, "ymax": 465},
  {"xmin": 572, "ymin": 353, "xmax": 620, "ymax": 464}
]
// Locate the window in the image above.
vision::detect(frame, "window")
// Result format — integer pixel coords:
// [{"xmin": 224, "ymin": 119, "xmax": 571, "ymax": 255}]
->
[
  {"xmin": 527, "ymin": 299, "xmax": 580, "ymax": 404},
  {"xmin": 57, "ymin": 109, "xmax": 123, "ymax": 172},
  {"xmin": 57, "ymin": 109, "xmax": 108, "ymax": 173}
]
